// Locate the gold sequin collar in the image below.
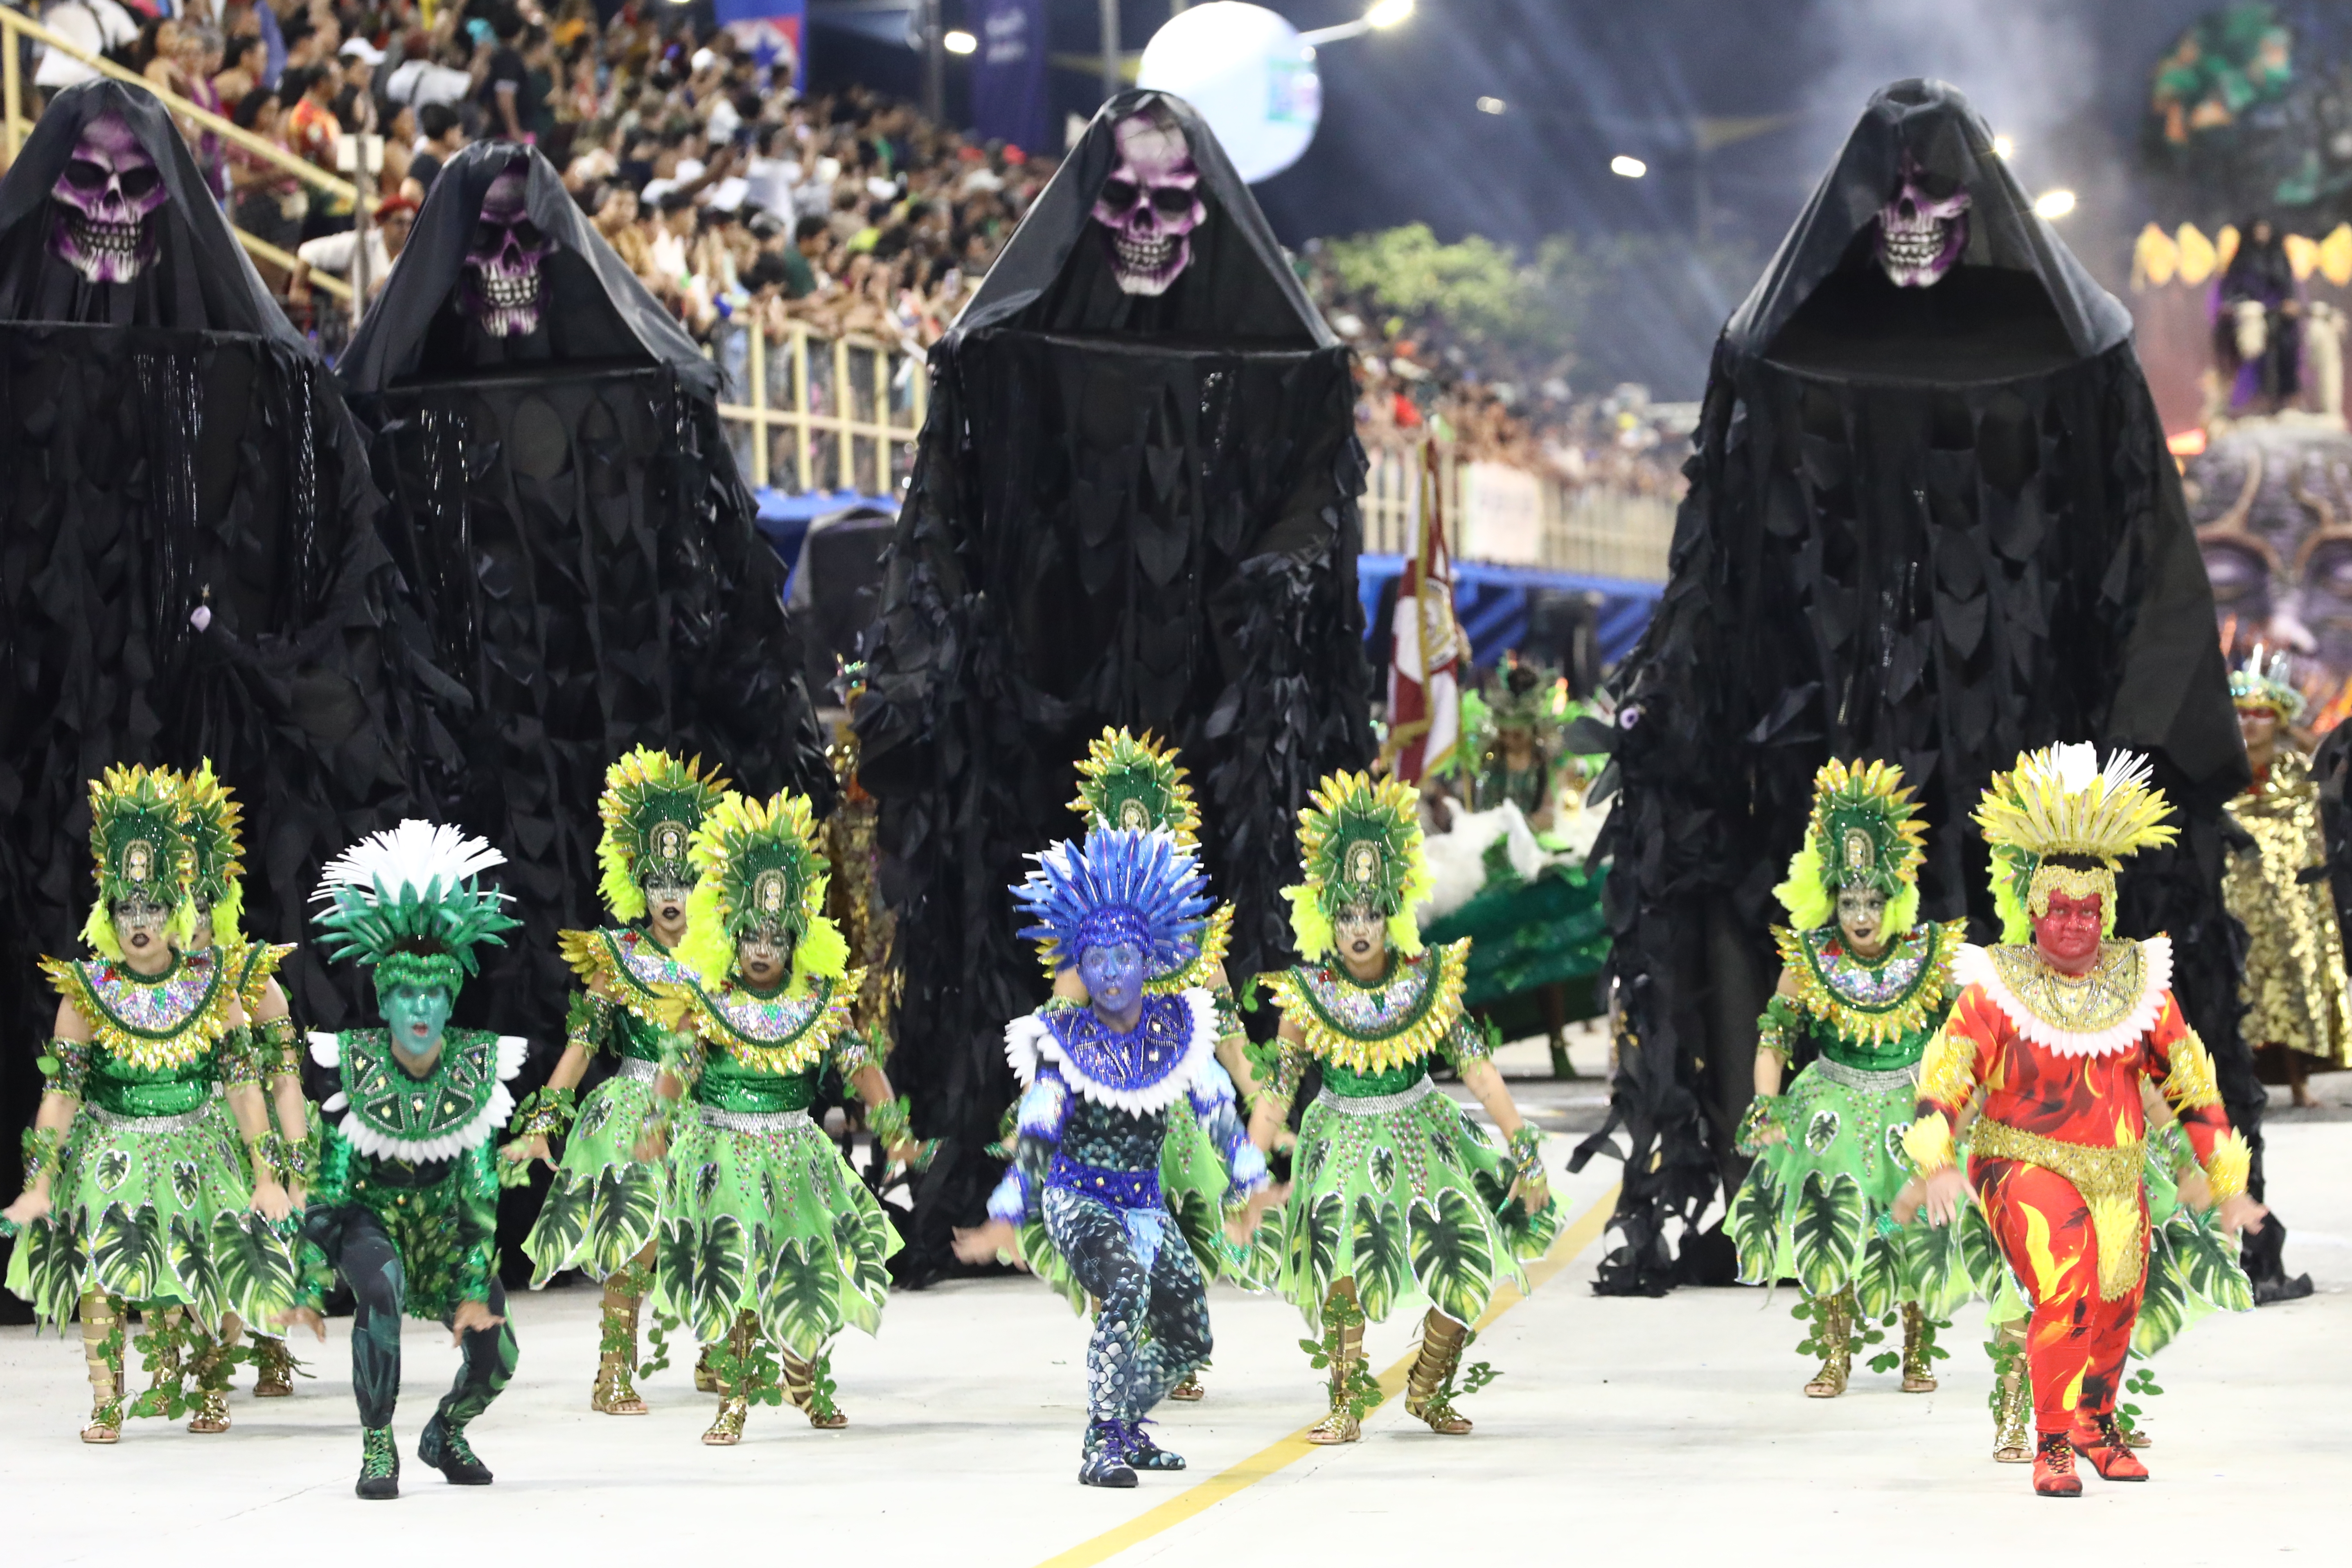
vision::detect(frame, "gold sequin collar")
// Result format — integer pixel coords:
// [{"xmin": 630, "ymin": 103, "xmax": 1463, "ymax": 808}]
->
[{"xmin": 1955, "ymin": 936, "xmax": 2173, "ymax": 1059}]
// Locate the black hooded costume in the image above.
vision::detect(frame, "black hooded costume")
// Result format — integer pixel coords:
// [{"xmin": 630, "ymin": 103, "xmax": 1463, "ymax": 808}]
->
[
  {"xmin": 1574, "ymin": 80, "xmax": 2277, "ymax": 1295},
  {"xmin": 335, "ymin": 142, "xmax": 833, "ymax": 1050},
  {"xmin": 853, "ymin": 90, "xmax": 1373, "ymax": 1277},
  {"xmin": 0, "ymin": 81, "xmax": 449, "ymax": 1223}
]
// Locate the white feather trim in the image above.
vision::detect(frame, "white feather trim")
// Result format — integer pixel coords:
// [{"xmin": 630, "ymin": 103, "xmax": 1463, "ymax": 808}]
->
[
  {"xmin": 1002, "ymin": 988, "xmax": 1217, "ymax": 1116},
  {"xmin": 494, "ymin": 1035, "xmax": 528, "ymax": 1083},
  {"xmin": 308, "ymin": 1030, "xmax": 342, "ymax": 1068},
  {"xmin": 311, "ymin": 819, "xmax": 509, "ymax": 905},
  {"xmin": 1955, "ymin": 936, "xmax": 2172, "ymax": 1059},
  {"xmin": 332, "ymin": 1081, "xmax": 516, "ymax": 1164}
]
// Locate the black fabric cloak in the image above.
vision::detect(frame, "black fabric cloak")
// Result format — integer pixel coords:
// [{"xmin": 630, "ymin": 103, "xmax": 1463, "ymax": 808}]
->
[
  {"xmin": 854, "ymin": 90, "xmax": 1374, "ymax": 1279},
  {"xmin": 0, "ymin": 83, "xmax": 449, "ymax": 1227},
  {"xmin": 1574, "ymin": 79, "xmax": 2265, "ymax": 1295},
  {"xmin": 335, "ymin": 141, "xmax": 832, "ymax": 1052}
]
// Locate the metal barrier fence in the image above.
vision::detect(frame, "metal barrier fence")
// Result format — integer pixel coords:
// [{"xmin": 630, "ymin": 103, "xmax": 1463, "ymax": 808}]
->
[
  {"xmin": 708, "ymin": 320, "xmax": 1677, "ymax": 586},
  {"xmin": 1360, "ymin": 442, "xmax": 1676, "ymax": 581},
  {"xmin": 710, "ymin": 317, "xmax": 927, "ymax": 496},
  {"xmin": 2, "ymin": 9, "xmax": 358, "ymax": 300}
]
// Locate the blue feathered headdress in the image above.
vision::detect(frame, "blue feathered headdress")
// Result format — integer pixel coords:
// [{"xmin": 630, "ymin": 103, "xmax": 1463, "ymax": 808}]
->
[{"xmin": 1013, "ymin": 828, "xmax": 1210, "ymax": 980}]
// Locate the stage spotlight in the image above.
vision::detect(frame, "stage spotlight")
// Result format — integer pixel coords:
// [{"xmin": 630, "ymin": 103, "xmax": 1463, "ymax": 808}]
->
[
  {"xmin": 1992, "ymin": 134, "xmax": 2014, "ymax": 159},
  {"xmin": 2034, "ymin": 188, "xmax": 2077, "ymax": 219},
  {"xmin": 1366, "ymin": 0, "xmax": 1415, "ymax": 27},
  {"xmin": 1611, "ymin": 155, "xmax": 1647, "ymax": 178},
  {"xmin": 1477, "ymin": 96, "xmax": 1506, "ymax": 115},
  {"xmin": 944, "ymin": 29, "xmax": 977, "ymax": 54}
]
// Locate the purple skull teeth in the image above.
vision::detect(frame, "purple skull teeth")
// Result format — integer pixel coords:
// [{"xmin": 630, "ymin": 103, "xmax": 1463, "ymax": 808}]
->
[
  {"xmin": 1876, "ymin": 159, "xmax": 1970, "ymax": 289},
  {"xmin": 1091, "ymin": 111, "xmax": 1204, "ymax": 297},
  {"xmin": 50, "ymin": 112, "xmax": 166, "ymax": 285},
  {"xmin": 461, "ymin": 166, "xmax": 555, "ymax": 337}
]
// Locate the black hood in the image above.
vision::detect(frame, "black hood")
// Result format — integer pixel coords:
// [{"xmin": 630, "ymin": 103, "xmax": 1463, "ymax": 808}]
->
[
  {"xmin": 338, "ymin": 140, "xmax": 713, "ymax": 395},
  {"xmin": 1724, "ymin": 77, "xmax": 2131, "ymax": 364},
  {"xmin": 0, "ymin": 79, "xmax": 304, "ymax": 337},
  {"xmin": 951, "ymin": 88, "xmax": 1333, "ymax": 345}
]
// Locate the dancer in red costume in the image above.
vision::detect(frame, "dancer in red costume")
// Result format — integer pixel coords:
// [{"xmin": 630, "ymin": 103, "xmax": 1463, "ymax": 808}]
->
[{"xmin": 1909, "ymin": 744, "xmax": 2266, "ymax": 1498}]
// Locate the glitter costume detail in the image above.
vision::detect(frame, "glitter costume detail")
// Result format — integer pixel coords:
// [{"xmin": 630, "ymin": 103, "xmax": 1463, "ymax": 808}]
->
[
  {"xmin": 40, "ymin": 950, "xmax": 233, "ymax": 1070},
  {"xmin": 1772, "ymin": 920, "xmax": 1965, "ymax": 1052},
  {"xmin": 1955, "ymin": 938, "xmax": 2172, "ymax": 1059},
  {"xmin": 1259, "ymin": 941, "xmax": 1472, "ymax": 1075}
]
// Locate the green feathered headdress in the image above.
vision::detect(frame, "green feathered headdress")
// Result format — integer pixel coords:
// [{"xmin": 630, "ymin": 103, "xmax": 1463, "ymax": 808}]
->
[
  {"xmin": 1772, "ymin": 758, "xmax": 1927, "ymax": 935},
  {"xmin": 679, "ymin": 790, "xmax": 848, "ymax": 993},
  {"xmin": 311, "ymin": 821, "xmax": 520, "ymax": 999},
  {"xmin": 81, "ymin": 765, "xmax": 197, "ymax": 960},
  {"xmin": 595, "ymin": 747, "xmax": 731, "ymax": 921},
  {"xmin": 1283, "ymin": 770, "xmax": 1433, "ymax": 961},
  {"xmin": 1069, "ymin": 727, "xmax": 1201, "ymax": 849},
  {"xmin": 178, "ymin": 760, "xmax": 247, "ymax": 950}
]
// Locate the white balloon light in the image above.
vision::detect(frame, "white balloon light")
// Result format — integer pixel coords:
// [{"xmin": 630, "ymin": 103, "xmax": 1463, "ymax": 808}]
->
[{"xmin": 1136, "ymin": 2, "xmax": 1322, "ymax": 184}]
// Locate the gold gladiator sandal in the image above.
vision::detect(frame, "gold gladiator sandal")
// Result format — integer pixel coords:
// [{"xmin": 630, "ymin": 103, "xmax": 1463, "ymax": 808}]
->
[
  {"xmin": 1168, "ymin": 1370, "xmax": 1206, "ymax": 1402},
  {"xmin": 1403, "ymin": 1310, "xmax": 1475, "ymax": 1435},
  {"xmin": 1306, "ymin": 1285, "xmax": 1366, "ymax": 1445},
  {"xmin": 592, "ymin": 1284, "xmax": 650, "ymax": 1415},
  {"xmin": 693, "ymin": 1346, "xmax": 720, "ymax": 1394},
  {"xmin": 702, "ymin": 1311, "xmax": 758, "ymax": 1446},
  {"xmin": 1899, "ymin": 1302, "xmax": 1939, "ymax": 1394},
  {"xmin": 252, "ymin": 1337, "xmax": 297, "ymax": 1398},
  {"xmin": 1803, "ymin": 1288, "xmax": 1853, "ymax": 1398},
  {"xmin": 1991, "ymin": 1322, "xmax": 2032, "ymax": 1464},
  {"xmin": 187, "ymin": 1314, "xmax": 242, "ymax": 1433},
  {"xmin": 782, "ymin": 1347, "xmax": 848, "ymax": 1429},
  {"xmin": 80, "ymin": 1292, "xmax": 125, "ymax": 1444}
]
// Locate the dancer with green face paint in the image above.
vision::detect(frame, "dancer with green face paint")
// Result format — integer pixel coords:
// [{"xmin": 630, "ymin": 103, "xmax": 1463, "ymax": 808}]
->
[{"xmin": 285, "ymin": 821, "xmax": 525, "ymax": 1500}]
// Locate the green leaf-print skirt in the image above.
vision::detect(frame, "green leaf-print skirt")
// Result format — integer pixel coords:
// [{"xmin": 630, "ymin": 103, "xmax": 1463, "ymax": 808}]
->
[
  {"xmin": 5, "ymin": 1103, "xmax": 297, "ymax": 1333},
  {"xmin": 1276, "ymin": 1077, "xmax": 1558, "ymax": 1330},
  {"xmin": 651, "ymin": 1107, "xmax": 902, "ymax": 1358},
  {"xmin": 521, "ymin": 1068, "xmax": 665, "ymax": 1285}
]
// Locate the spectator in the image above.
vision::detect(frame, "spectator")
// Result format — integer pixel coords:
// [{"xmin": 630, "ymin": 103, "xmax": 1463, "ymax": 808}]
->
[
  {"xmin": 282, "ymin": 63, "xmax": 355, "ymax": 237},
  {"xmin": 478, "ymin": 9, "xmax": 531, "ymax": 142},
  {"xmin": 35, "ymin": 0, "xmax": 142, "ymax": 98},
  {"xmin": 293, "ymin": 193, "xmax": 415, "ymax": 309},
  {"xmin": 215, "ymin": 34, "xmax": 269, "ymax": 106},
  {"xmin": 334, "ymin": 38, "xmax": 382, "ymax": 133},
  {"xmin": 403, "ymin": 101, "xmax": 465, "ymax": 203},
  {"xmin": 228, "ymin": 86, "xmax": 303, "ymax": 256},
  {"xmin": 384, "ymin": 30, "xmax": 471, "ymax": 109}
]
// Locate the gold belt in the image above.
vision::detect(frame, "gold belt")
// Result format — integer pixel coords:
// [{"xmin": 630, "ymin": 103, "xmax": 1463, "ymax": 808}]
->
[{"xmin": 1972, "ymin": 1117, "xmax": 2148, "ymax": 1302}]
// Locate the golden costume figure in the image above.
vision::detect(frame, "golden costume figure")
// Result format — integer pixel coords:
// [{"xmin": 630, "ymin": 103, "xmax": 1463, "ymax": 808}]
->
[{"xmin": 2224, "ymin": 654, "xmax": 2352, "ymax": 1103}]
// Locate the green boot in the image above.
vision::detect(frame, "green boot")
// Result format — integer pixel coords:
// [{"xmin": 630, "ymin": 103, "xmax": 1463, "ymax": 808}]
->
[{"xmin": 356, "ymin": 1426, "xmax": 400, "ymax": 1500}]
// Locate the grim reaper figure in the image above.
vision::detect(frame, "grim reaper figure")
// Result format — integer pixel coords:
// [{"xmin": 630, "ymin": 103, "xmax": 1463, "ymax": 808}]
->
[
  {"xmin": 336, "ymin": 142, "xmax": 832, "ymax": 1043},
  {"xmin": 0, "ymin": 80, "xmax": 448, "ymax": 1163},
  {"xmin": 1576, "ymin": 79, "xmax": 2289, "ymax": 1297},
  {"xmin": 854, "ymin": 90, "xmax": 1373, "ymax": 1275}
]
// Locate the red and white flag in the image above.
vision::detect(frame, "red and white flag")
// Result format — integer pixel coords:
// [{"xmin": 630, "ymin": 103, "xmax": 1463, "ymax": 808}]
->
[{"xmin": 1385, "ymin": 446, "xmax": 1462, "ymax": 782}]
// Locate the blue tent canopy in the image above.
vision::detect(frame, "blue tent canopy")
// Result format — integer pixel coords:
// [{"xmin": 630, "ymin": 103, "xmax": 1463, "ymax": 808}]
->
[{"xmin": 1357, "ymin": 553, "xmax": 1661, "ymax": 670}]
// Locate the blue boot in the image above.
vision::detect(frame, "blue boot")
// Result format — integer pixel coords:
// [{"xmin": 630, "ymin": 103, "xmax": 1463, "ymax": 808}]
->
[
  {"xmin": 1079, "ymin": 1419, "xmax": 1137, "ymax": 1488},
  {"xmin": 1121, "ymin": 1418, "xmax": 1186, "ymax": 1472}
]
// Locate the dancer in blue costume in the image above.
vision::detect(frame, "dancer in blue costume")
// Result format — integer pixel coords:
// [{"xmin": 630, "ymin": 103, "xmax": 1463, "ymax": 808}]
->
[{"xmin": 955, "ymin": 828, "xmax": 1279, "ymax": 1487}]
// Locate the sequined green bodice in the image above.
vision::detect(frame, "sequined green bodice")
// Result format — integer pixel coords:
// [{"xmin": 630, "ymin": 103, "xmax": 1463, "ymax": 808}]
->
[
  {"xmin": 1321, "ymin": 1058, "xmax": 1431, "ymax": 1099},
  {"xmin": 615, "ymin": 1008, "xmax": 669, "ymax": 1064},
  {"xmin": 85, "ymin": 1050, "xmax": 219, "ymax": 1117},
  {"xmin": 1815, "ymin": 1019, "xmax": 1934, "ymax": 1074},
  {"xmin": 693, "ymin": 1058, "xmax": 818, "ymax": 1116}
]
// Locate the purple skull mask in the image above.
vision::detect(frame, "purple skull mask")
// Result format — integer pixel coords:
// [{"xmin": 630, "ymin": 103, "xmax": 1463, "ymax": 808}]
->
[
  {"xmin": 1091, "ymin": 113, "xmax": 1205, "ymax": 296},
  {"xmin": 1876, "ymin": 159, "xmax": 1970, "ymax": 288},
  {"xmin": 50, "ymin": 113, "xmax": 166, "ymax": 285},
  {"xmin": 462, "ymin": 169, "xmax": 555, "ymax": 337}
]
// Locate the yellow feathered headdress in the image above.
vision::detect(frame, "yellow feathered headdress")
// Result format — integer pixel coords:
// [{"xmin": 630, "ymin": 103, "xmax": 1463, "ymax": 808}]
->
[
  {"xmin": 1772, "ymin": 758, "xmax": 1928, "ymax": 934},
  {"xmin": 678, "ymin": 790, "xmax": 847, "ymax": 993},
  {"xmin": 1974, "ymin": 742, "xmax": 2177, "ymax": 941}
]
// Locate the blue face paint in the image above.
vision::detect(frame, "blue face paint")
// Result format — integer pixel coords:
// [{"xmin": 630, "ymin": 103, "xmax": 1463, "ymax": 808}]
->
[
  {"xmin": 1079, "ymin": 941, "xmax": 1146, "ymax": 1022},
  {"xmin": 385, "ymin": 982, "xmax": 454, "ymax": 1058}
]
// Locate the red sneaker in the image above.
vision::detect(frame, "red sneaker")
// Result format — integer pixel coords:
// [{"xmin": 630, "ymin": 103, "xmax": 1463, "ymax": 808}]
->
[
  {"xmin": 2070, "ymin": 1414, "xmax": 2150, "ymax": 1481},
  {"xmin": 2033, "ymin": 1432, "xmax": 2083, "ymax": 1498}
]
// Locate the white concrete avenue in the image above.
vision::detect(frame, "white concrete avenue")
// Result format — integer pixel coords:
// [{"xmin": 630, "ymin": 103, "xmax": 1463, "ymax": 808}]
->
[{"xmin": 3, "ymin": 1089, "xmax": 2345, "ymax": 1566}]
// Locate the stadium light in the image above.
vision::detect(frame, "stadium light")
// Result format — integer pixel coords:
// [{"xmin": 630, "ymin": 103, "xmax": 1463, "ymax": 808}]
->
[
  {"xmin": 2034, "ymin": 188, "xmax": 2077, "ymax": 220},
  {"xmin": 1302, "ymin": 0, "xmax": 1414, "ymax": 45},
  {"xmin": 1611, "ymin": 155, "xmax": 1648, "ymax": 178},
  {"xmin": 1477, "ymin": 96, "xmax": 1506, "ymax": 115},
  {"xmin": 1991, "ymin": 134, "xmax": 2014, "ymax": 159},
  {"xmin": 944, "ymin": 29, "xmax": 976, "ymax": 54}
]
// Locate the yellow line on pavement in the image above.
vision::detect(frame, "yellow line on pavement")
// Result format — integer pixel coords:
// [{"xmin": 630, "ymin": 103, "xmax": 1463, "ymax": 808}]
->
[{"xmin": 1030, "ymin": 1183, "xmax": 1621, "ymax": 1568}]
